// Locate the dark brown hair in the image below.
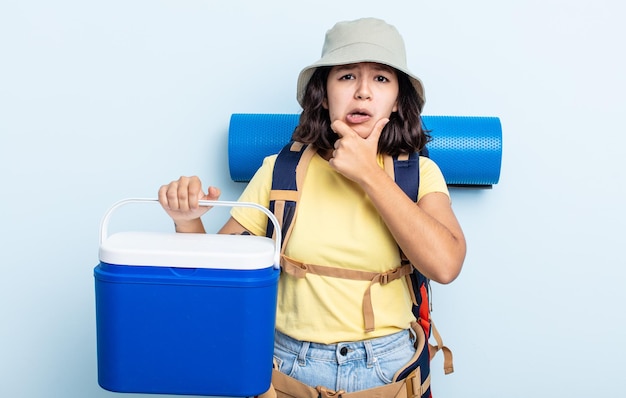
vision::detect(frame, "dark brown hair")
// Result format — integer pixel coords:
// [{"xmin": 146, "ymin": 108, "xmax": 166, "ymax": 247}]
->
[{"xmin": 292, "ymin": 66, "xmax": 430, "ymax": 157}]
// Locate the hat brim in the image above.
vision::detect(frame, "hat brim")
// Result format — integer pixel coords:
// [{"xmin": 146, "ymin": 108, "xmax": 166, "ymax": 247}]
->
[{"xmin": 296, "ymin": 42, "xmax": 425, "ymax": 107}]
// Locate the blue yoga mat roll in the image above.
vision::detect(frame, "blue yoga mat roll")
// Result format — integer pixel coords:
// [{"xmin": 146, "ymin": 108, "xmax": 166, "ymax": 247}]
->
[{"xmin": 228, "ymin": 113, "xmax": 502, "ymax": 186}]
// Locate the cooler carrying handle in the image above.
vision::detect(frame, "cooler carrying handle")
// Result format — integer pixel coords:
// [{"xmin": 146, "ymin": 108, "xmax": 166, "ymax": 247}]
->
[{"xmin": 99, "ymin": 198, "xmax": 283, "ymax": 269}]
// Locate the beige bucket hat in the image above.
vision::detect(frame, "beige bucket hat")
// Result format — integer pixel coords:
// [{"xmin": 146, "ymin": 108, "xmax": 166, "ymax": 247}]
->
[{"xmin": 296, "ymin": 17, "xmax": 425, "ymax": 107}]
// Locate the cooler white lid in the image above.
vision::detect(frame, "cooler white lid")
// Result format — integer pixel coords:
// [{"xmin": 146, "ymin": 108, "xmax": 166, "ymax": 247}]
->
[{"xmin": 99, "ymin": 231, "xmax": 276, "ymax": 270}]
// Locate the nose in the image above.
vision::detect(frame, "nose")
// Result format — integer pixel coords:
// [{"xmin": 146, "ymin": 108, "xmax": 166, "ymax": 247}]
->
[{"xmin": 355, "ymin": 81, "xmax": 372, "ymax": 100}]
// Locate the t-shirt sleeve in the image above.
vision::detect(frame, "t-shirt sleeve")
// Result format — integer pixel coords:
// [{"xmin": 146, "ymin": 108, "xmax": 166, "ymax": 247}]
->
[
  {"xmin": 229, "ymin": 155, "xmax": 277, "ymax": 236},
  {"xmin": 417, "ymin": 156, "xmax": 450, "ymax": 202}
]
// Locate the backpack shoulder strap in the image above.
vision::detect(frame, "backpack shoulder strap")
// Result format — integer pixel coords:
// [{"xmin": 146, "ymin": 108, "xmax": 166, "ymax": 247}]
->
[
  {"xmin": 384, "ymin": 151, "xmax": 420, "ymax": 202},
  {"xmin": 265, "ymin": 141, "xmax": 316, "ymax": 254},
  {"xmin": 382, "ymin": 152, "xmax": 430, "ymax": 330},
  {"xmin": 384, "ymin": 152, "xmax": 454, "ymax": 375}
]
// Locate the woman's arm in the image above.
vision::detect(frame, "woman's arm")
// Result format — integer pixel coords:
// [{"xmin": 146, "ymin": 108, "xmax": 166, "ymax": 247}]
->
[
  {"xmin": 329, "ymin": 119, "xmax": 466, "ymax": 284},
  {"xmin": 360, "ymin": 169, "xmax": 466, "ymax": 284},
  {"xmin": 218, "ymin": 217, "xmax": 250, "ymax": 235}
]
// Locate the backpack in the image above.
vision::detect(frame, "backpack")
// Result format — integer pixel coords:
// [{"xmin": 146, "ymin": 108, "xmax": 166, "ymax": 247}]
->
[{"xmin": 258, "ymin": 141, "xmax": 453, "ymax": 398}]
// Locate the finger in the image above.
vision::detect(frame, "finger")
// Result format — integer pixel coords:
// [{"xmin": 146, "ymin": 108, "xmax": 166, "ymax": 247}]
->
[
  {"xmin": 367, "ymin": 118, "xmax": 389, "ymax": 144},
  {"xmin": 206, "ymin": 186, "xmax": 222, "ymax": 200},
  {"xmin": 171, "ymin": 177, "xmax": 192, "ymax": 211},
  {"xmin": 165, "ymin": 181, "xmax": 181, "ymax": 210},
  {"xmin": 330, "ymin": 120, "xmax": 357, "ymax": 138},
  {"xmin": 176, "ymin": 178, "xmax": 192, "ymax": 212},
  {"xmin": 158, "ymin": 185, "xmax": 171, "ymax": 210},
  {"xmin": 185, "ymin": 176, "xmax": 204, "ymax": 210}
]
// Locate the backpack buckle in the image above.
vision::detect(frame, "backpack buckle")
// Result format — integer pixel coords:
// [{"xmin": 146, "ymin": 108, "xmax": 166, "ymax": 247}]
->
[{"xmin": 380, "ymin": 267, "xmax": 400, "ymax": 285}]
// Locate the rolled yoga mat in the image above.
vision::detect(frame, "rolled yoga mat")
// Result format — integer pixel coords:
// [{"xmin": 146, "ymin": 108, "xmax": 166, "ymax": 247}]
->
[{"xmin": 228, "ymin": 113, "xmax": 502, "ymax": 187}]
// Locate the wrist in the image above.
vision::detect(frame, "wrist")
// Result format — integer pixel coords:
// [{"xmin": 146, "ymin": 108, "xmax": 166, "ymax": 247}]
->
[
  {"xmin": 174, "ymin": 218, "xmax": 205, "ymax": 233},
  {"xmin": 357, "ymin": 164, "xmax": 388, "ymax": 191}
]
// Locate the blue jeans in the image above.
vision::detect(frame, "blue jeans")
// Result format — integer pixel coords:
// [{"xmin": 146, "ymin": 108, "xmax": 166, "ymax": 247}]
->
[{"xmin": 273, "ymin": 329, "xmax": 417, "ymax": 393}]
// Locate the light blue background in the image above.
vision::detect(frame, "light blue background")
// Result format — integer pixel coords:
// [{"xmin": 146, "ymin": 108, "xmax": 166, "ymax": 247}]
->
[{"xmin": 2, "ymin": 1, "xmax": 625, "ymax": 397}]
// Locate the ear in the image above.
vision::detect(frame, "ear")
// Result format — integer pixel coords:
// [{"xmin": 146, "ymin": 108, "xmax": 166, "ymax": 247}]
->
[
  {"xmin": 392, "ymin": 98, "xmax": 398, "ymax": 112},
  {"xmin": 322, "ymin": 97, "xmax": 328, "ymax": 109}
]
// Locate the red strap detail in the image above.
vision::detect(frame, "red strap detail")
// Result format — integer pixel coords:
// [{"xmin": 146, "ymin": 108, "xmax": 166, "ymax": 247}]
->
[{"xmin": 418, "ymin": 283, "xmax": 431, "ymax": 336}]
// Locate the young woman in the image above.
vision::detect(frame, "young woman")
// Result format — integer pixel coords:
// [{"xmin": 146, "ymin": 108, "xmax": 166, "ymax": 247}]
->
[{"xmin": 158, "ymin": 17, "xmax": 466, "ymax": 394}]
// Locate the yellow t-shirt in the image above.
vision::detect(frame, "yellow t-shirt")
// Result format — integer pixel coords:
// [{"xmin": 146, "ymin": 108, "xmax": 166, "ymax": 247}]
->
[{"xmin": 231, "ymin": 152, "xmax": 449, "ymax": 344}]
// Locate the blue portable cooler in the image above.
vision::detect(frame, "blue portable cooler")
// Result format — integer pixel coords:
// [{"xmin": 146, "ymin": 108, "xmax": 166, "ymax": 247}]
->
[{"xmin": 94, "ymin": 199, "xmax": 281, "ymax": 397}]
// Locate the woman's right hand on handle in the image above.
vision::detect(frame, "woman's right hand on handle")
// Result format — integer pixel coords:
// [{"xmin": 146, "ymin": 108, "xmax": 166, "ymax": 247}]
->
[{"xmin": 158, "ymin": 176, "xmax": 221, "ymax": 233}]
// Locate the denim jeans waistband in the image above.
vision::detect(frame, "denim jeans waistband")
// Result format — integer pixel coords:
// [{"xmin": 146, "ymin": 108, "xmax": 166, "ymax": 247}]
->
[{"xmin": 274, "ymin": 329, "xmax": 413, "ymax": 366}]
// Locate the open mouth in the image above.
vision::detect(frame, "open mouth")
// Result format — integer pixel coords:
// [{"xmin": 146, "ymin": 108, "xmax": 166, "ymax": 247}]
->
[{"xmin": 346, "ymin": 110, "xmax": 371, "ymax": 124}]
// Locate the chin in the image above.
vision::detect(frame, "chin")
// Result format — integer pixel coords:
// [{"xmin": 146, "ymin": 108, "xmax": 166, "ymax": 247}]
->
[{"xmin": 355, "ymin": 130, "xmax": 371, "ymax": 139}]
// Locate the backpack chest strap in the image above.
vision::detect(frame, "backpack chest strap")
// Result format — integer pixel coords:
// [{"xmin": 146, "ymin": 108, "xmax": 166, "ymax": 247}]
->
[{"xmin": 281, "ymin": 255, "xmax": 414, "ymax": 333}]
